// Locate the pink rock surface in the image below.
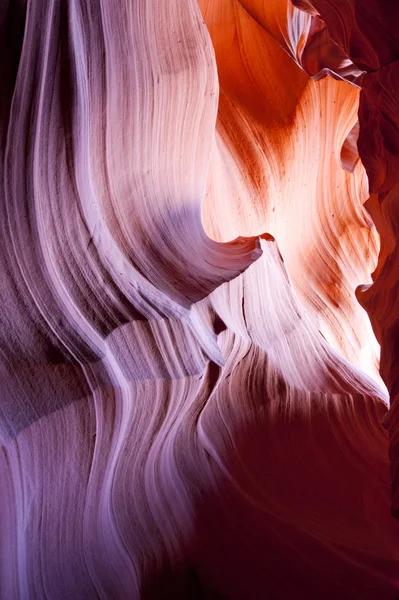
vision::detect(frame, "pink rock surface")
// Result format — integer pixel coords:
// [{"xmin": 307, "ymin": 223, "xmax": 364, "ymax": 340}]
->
[{"xmin": 1, "ymin": 0, "xmax": 399, "ymax": 598}]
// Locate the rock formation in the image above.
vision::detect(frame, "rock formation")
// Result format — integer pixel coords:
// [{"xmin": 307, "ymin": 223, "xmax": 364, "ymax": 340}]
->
[{"xmin": 1, "ymin": 0, "xmax": 399, "ymax": 598}]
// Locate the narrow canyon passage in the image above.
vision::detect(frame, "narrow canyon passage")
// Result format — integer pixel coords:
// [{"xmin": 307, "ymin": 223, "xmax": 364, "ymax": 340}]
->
[{"xmin": 1, "ymin": 1, "xmax": 399, "ymax": 598}]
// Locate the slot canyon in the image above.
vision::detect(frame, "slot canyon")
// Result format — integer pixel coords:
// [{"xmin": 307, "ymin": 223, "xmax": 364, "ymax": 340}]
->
[{"xmin": 1, "ymin": 0, "xmax": 399, "ymax": 598}]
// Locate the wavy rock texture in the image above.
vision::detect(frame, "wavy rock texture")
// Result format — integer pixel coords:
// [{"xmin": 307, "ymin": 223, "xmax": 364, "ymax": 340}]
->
[
  {"xmin": 1, "ymin": 0, "xmax": 399, "ymax": 598},
  {"xmin": 291, "ymin": 0, "xmax": 399, "ymax": 552},
  {"xmin": 200, "ymin": 0, "xmax": 379, "ymax": 377}
]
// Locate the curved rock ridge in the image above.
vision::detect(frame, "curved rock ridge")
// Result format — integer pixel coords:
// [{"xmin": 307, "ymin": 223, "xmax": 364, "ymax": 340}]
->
[
  {"xmin": 1, "ymin": 0, "xmax": 399, "ymax": 598},
  {"xmin": 200, "ymin": 0, "xmax": 381, "ymax": 382},
  {"xmin": 291, "ymin": 0, "xmax": 399, "ymax": 531},
  {"xmin": 0, "ymin": 0, "xmax": 264, "ymax": 440}
]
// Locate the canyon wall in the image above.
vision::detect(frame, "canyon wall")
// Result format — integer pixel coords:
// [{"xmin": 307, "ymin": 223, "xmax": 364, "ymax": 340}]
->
[{"xmin": 1, "ymin": 1, "xmax": 399, "ymax": 598}]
